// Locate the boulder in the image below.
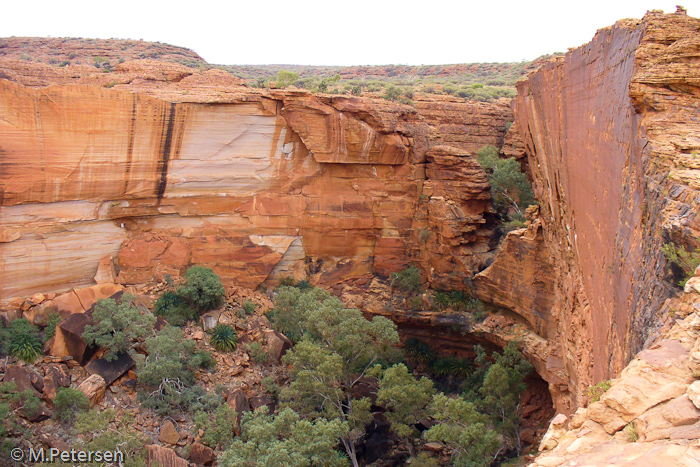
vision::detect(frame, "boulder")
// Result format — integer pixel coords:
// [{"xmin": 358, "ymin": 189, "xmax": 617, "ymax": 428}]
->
[
  {"xmin": 265, "ymin": 330, "xmax": 292, "ymax": 363},
  {"xmin": 42, "ymin": 364, "xmax": 71, "ymax": 404},
  {"xmin": 200, "ymin": 310, "xmax": 220, "ymax": 331},
  {"xmin": 50, "ymin": 313, "xmax": 94, "ymax": 363},
  {"xmin": 249, "ymin": 394, "xmax": 275, "ymax": 412},
  {"xmin": 77, "ymin": 374, "xmax": 106, "ymax": 406},
  {"xmin": 146, "ymin": 445, "xmax": 188, "ymax": 467},
  {"xmin": 2, "ymin": 365, "xmax": 40, "ymax": 394},
  {"xmin": 158, "ymin": 420, "xmax": 180, "ymax": 445},
  {"xmin": 188, "ymin": 442, "xmax": 215, "ymax": 465},
  {"xmin": 226, "ymin": 388, "xmax": 250, "ymax": 413},
  {"xmin": 688, "ymin": 381, "xmax": 700, "ymax": 410},
  {"xmin": 85, "ymin": 352, "xmax": 135, "ymax": 386}
]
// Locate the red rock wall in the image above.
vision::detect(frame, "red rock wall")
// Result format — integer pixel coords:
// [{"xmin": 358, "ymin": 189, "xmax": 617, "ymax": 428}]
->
[
  {"xmin": 514, "ymin": 11, "xmax": 700, "ymax": 410},
  {"xmin": 0, "ymin": 76, "xmax": 512, "ymax": 304}
]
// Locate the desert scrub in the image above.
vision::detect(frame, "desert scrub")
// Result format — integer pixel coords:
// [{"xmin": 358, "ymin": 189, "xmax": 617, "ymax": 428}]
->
[
  {"xmin": 245, "ymin": 342, "xmax": 268, "ymax": 363},
  {"xmin": 82, "ymin": 294, "xmax": 155, "ymax": 361},
  {"xmin": 177, "ymin": 266, "xmax": 225, "ymax": 313},
  {"xmin": 209, "ymin": 324, "xmax": 238, "ymax": 352},
  {"xmin": 662, "ymin": 242, "xmax": 700, "ymax": 287},
  {"xmin": 242, "ymin": 300, "xmax": 257, "ymax": 315},
  {"xmin": 3, "ymin": 319, "xmax": 43, "ymax": 363},
  {"xmin": 588, "ymin": 380, "xmax": 611, "ymax": 403},
  {"xmin": 390, "ymin": 265, "xmax": 422, "ymax": 293},
  {"xmin": 43, "ymin": 312, "xmax": 62, "ymax": 340},
  {"xmin": 154, "ymin": 290, "xmax": 196, "ymax": 326},
  {"xmin": 53, "ymin": 387, "xmax": 90, "ymax": 424}
]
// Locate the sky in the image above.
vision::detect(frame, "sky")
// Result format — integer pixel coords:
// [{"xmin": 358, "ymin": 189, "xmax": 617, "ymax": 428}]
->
[{"xmin": 2, "ymin": 1, "xmax": 697, "ymax": 66}]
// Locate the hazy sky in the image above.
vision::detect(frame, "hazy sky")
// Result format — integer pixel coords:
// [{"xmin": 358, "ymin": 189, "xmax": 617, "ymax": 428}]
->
[{"xmin": 2, "ymin": 1, "xmax": 697, "ymax": 65}]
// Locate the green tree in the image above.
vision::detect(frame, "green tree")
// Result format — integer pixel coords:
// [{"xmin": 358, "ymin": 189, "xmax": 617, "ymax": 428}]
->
[
  {"xmin": 476, "ymin": 145, "xmax": 534, "ymax": 219},
  {"xmin": 280, "ymin": 341, "xmax": 373, "ymax": 467},
  {"xmin": 219, "ymin": 407, "xmax": 349, "ymax": 467},
  {"xmin": 277, "ymin": 70, "xmax": 300, "ymax": 89},
  {"xmin": 376, "ymin": 363, "xmax": 435, "ymax": 455},
  {"xmin": 83, "ymin": 294, "xmax": 156, "ymax": 361},
  {"xmin": 425, "ymin": 393, "xmax": 500, "ymax": 467},
  {"xmin": 274, "ymin": 288, "xmax": 399, "ymax": 467},
  {"xmin": 177, "ymin": 266, "xmax": 225, "ymax": 313},
  {"xmin": 154, "ymin": 291, "xmax": 196, "ymax": 326},
  {"xmin": 478, "ymin": 342, "xmax": 533, "ymax": 453}
]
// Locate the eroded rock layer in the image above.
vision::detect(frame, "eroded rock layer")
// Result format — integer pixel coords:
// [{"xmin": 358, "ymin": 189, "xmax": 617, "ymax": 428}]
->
[
  {"xmin": 0, "ymin": 66, "xmax": 513, "ymax": 304},
  {"xmin": 513, "ymin": 10, "xmax": 700, "ymax": 411}
]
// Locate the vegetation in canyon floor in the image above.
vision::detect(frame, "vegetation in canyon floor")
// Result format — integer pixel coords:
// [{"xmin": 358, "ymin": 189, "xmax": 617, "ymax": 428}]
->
[{"xmin": 0, "ymin": 268, "xmax": 536, "ymax": 467}]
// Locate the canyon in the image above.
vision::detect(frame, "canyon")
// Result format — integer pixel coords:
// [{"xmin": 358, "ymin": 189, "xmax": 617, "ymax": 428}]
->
[{"xmin": 1, "ymin": 7, "xmax": 700, "ymax": 466}]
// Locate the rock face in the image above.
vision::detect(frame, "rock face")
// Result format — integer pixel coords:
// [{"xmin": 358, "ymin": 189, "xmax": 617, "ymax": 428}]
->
[
  {"xmin": 529, "ymin": 311, "xmax": 700, "ymax": 467},
  {"xmin": 0, "ymin": 63, "xmax": 512, "ymax": 304},
  {"xmin": 512, "ymin": 10, "xmax": 700, "ymax": 411}
]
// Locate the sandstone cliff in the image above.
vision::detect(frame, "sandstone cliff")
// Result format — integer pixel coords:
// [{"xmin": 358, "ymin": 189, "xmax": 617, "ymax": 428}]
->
[
  {"xmin": 474, "ymin": 10, "xmax": 700, "ymax": 414},
  {"xmin": 0, "ymin": 59, "xmax": 512, "ymax": 305}
]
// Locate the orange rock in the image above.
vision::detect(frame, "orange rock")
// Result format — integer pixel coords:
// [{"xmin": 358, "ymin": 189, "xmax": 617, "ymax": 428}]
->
[
  {"xmin": 158, "ymin": 420, "xmax": 180, "ymax": 445},
  {"xmin": 77, "ymin": 374, "xmax": 106, "ymax": 406}
]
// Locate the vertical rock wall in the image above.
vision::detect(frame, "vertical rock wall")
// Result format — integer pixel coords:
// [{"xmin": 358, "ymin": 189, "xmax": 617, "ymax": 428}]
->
[{"xmin": 514, "ymin": 11, "xmax": 700, "ymax": 410}]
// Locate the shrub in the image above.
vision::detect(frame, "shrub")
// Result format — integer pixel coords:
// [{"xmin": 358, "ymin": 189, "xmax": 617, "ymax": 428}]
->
[
  {"xmin": 191, "ymin": 350, "xmax": 217, "ymax": 370},
  {"xmin": 53, "ymin": 387, "xmax": 90, "ymax": 423},
  {"xmin": 430, "ymin": 356, "xmax": 473, "ymax": 378},
  {"xmin": 82, "ymin": 294, "xmax": 156, "ymax": 361},
  {"xmin": 261, "ymin": 376, "xmax": 280, "ymax": 397},
  {"xmin": 154, "ymin": 290, "xmax": 196, "ymax": 326},
  {"xmin": 177, "ymin": 266, "xmax": 225, "ymax": 313},
  {"xmin": 442, "ymin": 84, "xmax": 458, "ymax": 95},
  {"xmin": 137, "ymin": 325, "xmax": 217, "ymax": 414},
  {"xmin": 351, "ymin": 85, "xmax": 362, "ymax": 96},
  {"xmin": 6, "ymin": 319, "xmax": 43, "ymax": 363},
  {"xmin": 242, "ymin": 300, "xmax": 257, "ymax": 315},
  {"xmin": 624, "ymin": 422, "xmax": 639, "ymax": 442},
  {"xmin": 279, "ymin": 276, "xmax": 296, "ymax": 287},
  {"xmin": 503, "ymin": 218, "xmax": 527, "ymax": 233},
  {"xmin": 588, "ymin": 380, "xmax": 611, "ymax": 403},
  {"xmin": 245, "ymin": 342, "xmax": 268, "ymax": 363},
  {"xmin": 390, "ymin": 266, "xmax": 422, "ymax": 293},
  {"xmin": 194, "ymin": 404, "xmax": 238, "ymax": 448},
  {"xmin": 1, "ymin": 381, "xmax": 43, "ymax": 425},
  {"xmin": 661, "ymin": 242, "xmax": 700, "ymax": 287},
  {"xmin": 276, "ymin": 70, "xmax": 299, "ymax": 89},
  {"xmin": 43, "ymin": 312, "xmax": 62, "ymax": 340},
  {"xmin": 384, "ymin": 85, "xmax": 403, "ymax": 101},
  {"xmin": 210, "ymin": 324, "xmax": 238, "ymax": 352},
  {"xmin": 476, "ymin": 145, "xmax": 535, "ymax": 219},
  {"xmin": 404, "ymin": 338, "xmax": 436, "ymax": 364}
]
